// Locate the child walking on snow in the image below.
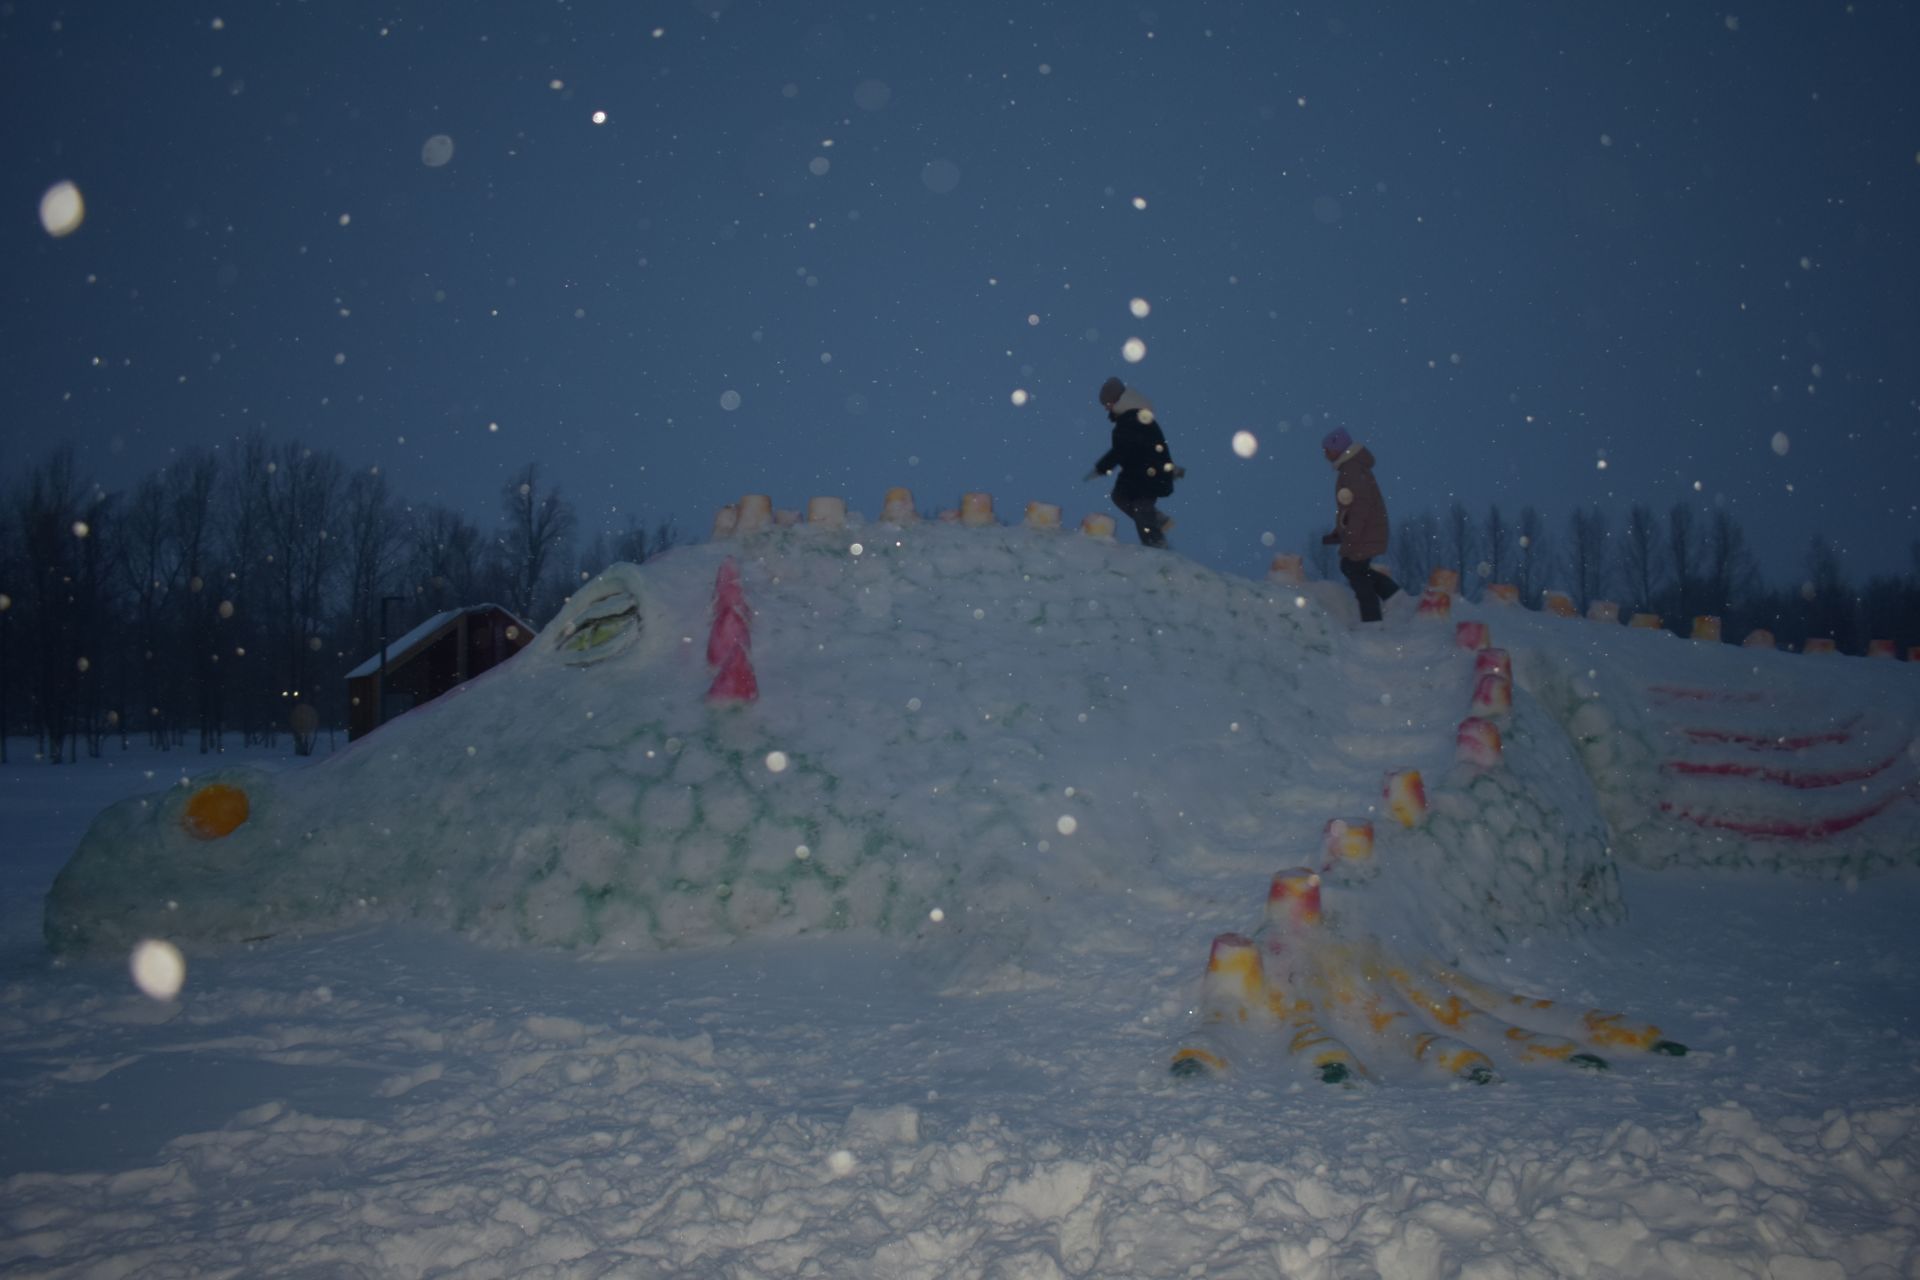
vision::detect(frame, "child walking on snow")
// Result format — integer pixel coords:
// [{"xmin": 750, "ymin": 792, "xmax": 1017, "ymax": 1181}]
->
[
  {"xmin": 1088, "ymin": 376, "xmax": 1183, "ymax": 547},
  {"xmin": 1319, "ymin": 427, "xmax": 1401, "ymax": 623}
]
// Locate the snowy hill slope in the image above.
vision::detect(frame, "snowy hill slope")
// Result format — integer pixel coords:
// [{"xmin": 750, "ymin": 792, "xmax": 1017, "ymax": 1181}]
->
[{"xmin": 47, "ymin": 517, "xmax": 1641, "ymax": 965}]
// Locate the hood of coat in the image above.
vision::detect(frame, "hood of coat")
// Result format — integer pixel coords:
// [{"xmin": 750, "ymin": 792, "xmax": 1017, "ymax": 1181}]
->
[
  {"xmin": 1108, "ymin": 387, "xmax": 1156, "ymax": 422},
  {"xmin": 1333, "ymin": 444, "xmax": 1374, "ymax": 474}
]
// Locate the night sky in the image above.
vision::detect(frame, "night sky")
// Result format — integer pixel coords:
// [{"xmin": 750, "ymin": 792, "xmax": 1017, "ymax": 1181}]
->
[{"xmin": 6, "ymin": 1, "xmax": 1918, "ymax": 585}]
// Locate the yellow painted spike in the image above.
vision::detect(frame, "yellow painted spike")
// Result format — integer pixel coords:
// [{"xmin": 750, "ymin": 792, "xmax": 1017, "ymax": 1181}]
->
[
  {"xmin": 1171, "ymin": 1046, "xmax": 1228, "ymax": 1074},
  {"xmin": 1581, "ymin": 1010, "xmax": 1664, "ymax": 1051}
]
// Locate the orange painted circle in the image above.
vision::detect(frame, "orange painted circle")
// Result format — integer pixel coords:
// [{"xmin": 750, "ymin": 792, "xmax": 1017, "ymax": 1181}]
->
[{"xmin": 181, "ymin": 783, "xmax": 250, "ymax": 840}]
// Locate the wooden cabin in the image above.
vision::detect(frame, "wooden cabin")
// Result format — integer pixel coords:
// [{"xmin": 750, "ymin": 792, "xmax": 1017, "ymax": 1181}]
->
[{"xmin": 345, "ymin": 604, "xmax": 533, "ymax": 740}]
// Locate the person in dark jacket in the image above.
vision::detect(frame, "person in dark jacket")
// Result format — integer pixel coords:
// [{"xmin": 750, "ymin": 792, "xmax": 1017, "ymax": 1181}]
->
[
  {"xmin": 1089, "ymin": 376, "xmax": 1182, "ymax": 547},
  {"xmin": 1319, "ymin": 427, "xmax": 1401, "ymax": 623}
]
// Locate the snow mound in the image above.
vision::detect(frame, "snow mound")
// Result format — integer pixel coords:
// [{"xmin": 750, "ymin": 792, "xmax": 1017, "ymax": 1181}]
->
[{"xmin": 45, "ymin": 522, "xmax": 1912, "ymax": 962}]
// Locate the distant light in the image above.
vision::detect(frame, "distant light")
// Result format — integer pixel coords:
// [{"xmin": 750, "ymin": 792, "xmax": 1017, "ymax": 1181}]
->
[
  {"xmin": 39, "ymin": 181, "xmax": 84, "ymax": 237},
  {"xmin": 1129, "ymin": 297, "xmax": 1151, "ymax": 318},
  {"xmin": 1011, "ymin": 388, "xmax": 1030, "ymax": 406},
  {"xmin": 130, "ymin": 939, "xmax": 186, "ymax": 1001},
  {"xmin": 1232, "ymin": 430, "xmax": 1258, "ymax": 458},
  {"xmin": 592, "ymin": 110, "xmax": 608, "ymax": 125},
  {"xmin": 420, "ymin": 134, "xmax": 455, "ymax": 167},
  {"xmin": 1771, "ymin": 431, "xmax": 1790, "ymax": 456},
  {"xmin": 719, "ymin": 389, "xmax": 742, "ymax": 410},
  {"xmin": 1122, "ymin": 337, "xmax": 1147, "ymax": 363}
]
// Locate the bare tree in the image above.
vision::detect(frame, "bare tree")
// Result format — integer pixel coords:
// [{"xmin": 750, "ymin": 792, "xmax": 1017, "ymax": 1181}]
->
[
  {"xmin": 1618, "ymin": 503, "xmax": 1661, "ymax": 614},
  {"xmin": 1561, "ymin": 505, "xmax": 1611, "ymax": 612},
  {"xmin": 575, "ymin": 514, "xmax": 681, "ymax": 584},
  {"xmin": 1480, "ymin": 503, "xmax": 1511, "ymax": 590},
  {"xmin": 1701, "ymin": 508, "xmax": 1754, "ymax": 620},
  {"xmin": 1515, "ymin": 506, "xmax": 1547, "ymax": 607},
  {"xmin": 18, "ymin": 447, "xmax": 88, "ymax": 761},
  {"xmin": 408, "ymin": 505, "xmax": 488, "ymax": 613},
  {"xmin": 500, "ymin": 463, "xmax": 577, "ymax": 623},
  {"xmin": 261, "ymin": 441, "xmax": 343, "ymax": 752},
  {"xmin": 1666, "ymin": 501, "xmax": 1700, "ymax": 628},
  {"xmin": 1445, "ymin": 501, "xmax": 1476, "ymax": 594},
  {"xmin": 340, "ymin": 470, "xmax": 405, "ymax": 664},
  {"xmin": 1391, "ymin": 508, "xmax": 1439, "ymax": 593},
  {"xmin": 1304, "ymin": 526, "xmax": 1335, "ymax": 581},
  {"xmin": 115, "ymin": 473, "xmax": 186, "ymax": 746},
  {"xmin": 170, "ymin": 450, "xmax": 226, "ymax": 751}
]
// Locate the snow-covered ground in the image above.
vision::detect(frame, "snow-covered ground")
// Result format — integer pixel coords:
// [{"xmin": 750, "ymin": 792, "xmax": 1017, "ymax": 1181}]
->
[{"xmin": 4, "ymin": 520, "xmax": 1918, "ymax": 1278}]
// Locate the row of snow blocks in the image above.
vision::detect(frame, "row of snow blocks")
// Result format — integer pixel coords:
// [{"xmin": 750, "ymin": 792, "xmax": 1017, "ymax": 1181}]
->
[
  {"xmin": 1691, "ymin": 616, "xmax": 1722, "ymax": 643},
  {"xmin": 1416, "ymin": 589, "xmax": 1453, "ymax": 619},
  {"xmin": 1266, "ymin": 868, "xmax": 1324, "ymax": 930},
  {"xmin": 705, "ymin": 559, "xmax": 758, "ymax": 703},
  {"xmin": 1456, "ymin": 717, "xmax": 1503, "ymax": 770},
  {"xmin": 1542, "ymin": 591, "xmax": 1578, "ymax": 618},
  {"xmin": 807, "ymin": 496, "xmax": 848, "ymax": 527},
  {"xmin": 1427, "ymin": 568, "xmax": 1461, "ymax": 596},
  {"xmin": 1455, "ymin": 620, "xmax": 1491, "ymax": 651},
  {"xmin": 880, "ymin": 487, "xmax": 917, "ymax": 523},
  {"xmin": 1866, "ymin": 639, "xmax": 1899, "ymax": 659},
  {"xmin": 1629, "ymin": 613, "xmax": 1663, "ymax": 630},
  {"xmin": 1485, "ymin": 583, "xmax": 1520, "ymax": 606},
  {"xmin": 1587, "ymin": 600, "xmax": 1620, "ymax": 624},
  {"xmin": 1268, "ymin": 553, "xmax": 1306, "ymax": 586},
  {"xmin": 1080, "ymin": 513, "xmax": 1116, "ymax": 539},
  {"xmin": 1470, "ymin": 673, "xmax": 1513, "ymax": 720},
  {"xmin": 1384, "ymin": 769, "xmax": 1428, "ymax": 828},
  {"xmin": 1321, "ymin": 818, "xmax": 1374, "ymax": 868},
  {"xmin": 959, "ymin": 492, "xmax": 996, "ymax": 526},
  {"xmin": 1743, "ymin": 629, "xmax": 1777, "ymax": 649},
  {"xmin": 1804, "ymin": 638, "xmax": 1838, "ymax": 655},
  {"xmin": 1168, "ymin": 933, "xmax": 1265, "ymax": 1077},
  {"xmin": 1024, "ymin": 501, "xmax": 1061, "ymax": 529}
]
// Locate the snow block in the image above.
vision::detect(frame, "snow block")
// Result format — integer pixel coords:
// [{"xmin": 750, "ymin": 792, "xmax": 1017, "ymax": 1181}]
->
[
  {"xmin": 1587, "ymin": 600, "xmax": 1620, "ymax": 624},
  {"xmin": 1470, "ymin": 673, "xmax": 1513, "ymax": 719},
  {"xmin": 735, "ymin": 494, "xmax": 774, "ymax": 534},
  {"xmin": 807, "ymin": 496, "xmax": 846, "ymax": 526},
  {"xmin": 1543, "ymin": 591, "xmax": 1578, "ymax": 618},
  {"xmin": 1268, "ymin": 554, "xmax": 1306, "ymax": 586},
  {"xmin": 1804, "ymin": 637, "xmax": 1837, "ymax": 655},
  {"xmin": 1485, "ymin": 583, "xmax": 1520, "ymax": 606},
  {"xmin": 960, "ymin": 492, "xmax": 996, "ymax": 526},
  {"xmin": 1265, "ymin": 869, "xmax": 1323, "ymax": 930},
  {"xmin": 1629, "ymin": 612, "xmax": 1663, "ymax": 630},
  {"xmin": 1322, "ymin": 818, "xmax": 1374, "ymax": 866},
  {"xmin": 1473, "ymin": 648, "xmax": 1512, "ymax": 681},
  {"xmin": 1024, "ymin": 501, "xmax": 1061, "ymax": 529},
  {"xmin": 880, "ymin": 487, "xmax": 917, "ymax": 524},
  {"xmin": 711, "ymin": 504, "xmax": 739, "ymax": 539},
  {"xmin": 1455, "ymin": 621, "xmax": 1491, "ymax": 651},
  {"xmin": 1201, "ymin": 932, "xmax": 1268, "ymax": 1013},
  {"xmin": 1456, "ymin": 717, "xmax": 1503, "ymax": 770},
  {"xmin": 1742, "ymin": 629, "xmax": 1777, "ymax": 649},
  {"xmin": 1080, "ymin": 513, "xmax": 1116, "ymax": 539},
  {"xmin": 1867, "ymin": 639, "xmax": 1897, "ymax": 659},
  {"xmin": 1416, "ymin": 589, "xmax": 1453, "ymax": 619},
  {"xmin": 1384, "ymin": 769, "xmax": 1428, "ymax": 828},
  {"xmin": 1909, "ymin": 645, "xmax": 1920, "ymax": 663},
  {"xmin": 1427, "ymin": 568, "xmax": 1461, "ymax": 596},
  {"xmin": 1691, "ymin": 616, "xmax": 1721, "ymax": 643}
]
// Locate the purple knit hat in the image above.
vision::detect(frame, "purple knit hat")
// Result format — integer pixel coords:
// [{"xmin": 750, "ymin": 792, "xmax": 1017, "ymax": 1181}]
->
[{"xmin": 1321, "ymin": 427, "xmax": 1353, "ymax": 455}]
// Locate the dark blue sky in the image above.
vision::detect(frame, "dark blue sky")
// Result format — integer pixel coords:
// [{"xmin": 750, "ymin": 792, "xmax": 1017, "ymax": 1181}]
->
[{"xmin": 7, "ymin": 1, "xmax": 1918, "ymax": 585}]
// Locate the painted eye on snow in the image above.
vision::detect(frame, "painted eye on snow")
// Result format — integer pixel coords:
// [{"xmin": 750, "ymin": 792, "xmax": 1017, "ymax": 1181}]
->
[{"xmin": 555, "ymin": 587, "xmax": 641, "ymax": 664}]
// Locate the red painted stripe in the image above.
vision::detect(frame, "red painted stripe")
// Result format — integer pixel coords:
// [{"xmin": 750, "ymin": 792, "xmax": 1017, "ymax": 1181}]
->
[
  {"xmin": 1657, "ymin": 788, "xmax": 1909, "ymax": 840},
  {"xmin": 1662, "ymin": 751, "xmax": 1900, "ymax": 789},
  {"xmin": 1680, "ymin": 725, "xmax": 1853, "ymax": 749},
  {"xmin": 1648, "ymin": 685, "xmax": 1766, "ymax": 703}
]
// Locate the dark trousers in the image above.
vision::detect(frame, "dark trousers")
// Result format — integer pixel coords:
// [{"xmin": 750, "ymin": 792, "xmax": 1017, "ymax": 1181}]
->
[
  {"xmin": 1112, "ymin": 493, "xmax": 1167, "ymax": 547},
  {"xmin": 1340, "ymin": 558, "xmax": 1401, "ymax": 622}
]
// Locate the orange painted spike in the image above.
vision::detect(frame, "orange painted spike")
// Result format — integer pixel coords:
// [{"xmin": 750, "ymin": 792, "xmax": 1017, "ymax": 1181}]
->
[
  {"xmin": 1542, "ymin": 591, "xmax": 1577, "ymax": 618},
  {"xmin": 182, "ymin": 783, "xmax": 250, "ymax": 840},
  {"xmin": 1690, "ymin": 615, "xmax": 1722, "ymax": 643},
  {"xmin": 1322, "ymin": 818, "xmax": 1374, "ymax": 865},
  {"xmin": 1427, "ymin": 568, "xmax": 1460, "ymax": 596},
  {"xmin": 706, "ymin": 605, "xmax": 751, "ymax": 667},
  {"xmin": 1384, "ymin": 769, "xmax": 1427, "ymax": 828},
  {"xmin": 1628, "ymin": 612, "xmax": 1663, "ymax": 629}
]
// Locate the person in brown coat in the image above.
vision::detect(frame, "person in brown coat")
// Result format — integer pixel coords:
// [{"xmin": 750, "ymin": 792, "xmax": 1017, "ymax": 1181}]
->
[{"xmin": 1319, "ymin": 427, "xmax": 1401, "ymax": 623}]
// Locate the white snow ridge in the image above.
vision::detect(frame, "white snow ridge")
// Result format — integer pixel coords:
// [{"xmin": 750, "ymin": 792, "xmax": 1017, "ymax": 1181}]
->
[{"xmin": 8, "ymin": 517, "xmax": 1920, "ymax": 1278}]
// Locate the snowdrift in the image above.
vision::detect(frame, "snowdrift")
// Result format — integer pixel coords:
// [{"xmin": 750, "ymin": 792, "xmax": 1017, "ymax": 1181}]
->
[{"xmin": 42, "ymin": 517, "xmax": 1920, "ymax": 963}]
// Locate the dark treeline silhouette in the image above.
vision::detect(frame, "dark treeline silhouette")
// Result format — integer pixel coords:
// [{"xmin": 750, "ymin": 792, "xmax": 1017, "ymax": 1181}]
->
[
  {"xmin": 0, "ymin": 438, "xmax": 676, "ymax": 762},
  {"xmin": 1305, "ymin": 499, "xmax": 1920, "ymax": 655}
]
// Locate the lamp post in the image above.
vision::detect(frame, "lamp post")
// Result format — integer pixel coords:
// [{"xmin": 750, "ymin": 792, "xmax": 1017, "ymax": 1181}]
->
[{"xmin": 377, "ymin": 595, "xmax": 408, "ymax": 728}]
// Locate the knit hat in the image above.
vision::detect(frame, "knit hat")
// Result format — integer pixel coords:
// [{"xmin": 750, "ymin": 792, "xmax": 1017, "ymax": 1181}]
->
[
  {"xmin": 1098, "ymin": 376, "xmax": 1127, "ymax": 407},
  {"xmin": 1321, "ymin": 427, "xmax": 1353, "ymax": 455}
]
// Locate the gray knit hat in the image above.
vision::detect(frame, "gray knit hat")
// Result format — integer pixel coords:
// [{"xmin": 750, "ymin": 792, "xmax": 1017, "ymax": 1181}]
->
[{"xmin": 1098, "ymin": 376, "xmax": 1127, "ymax": 406}]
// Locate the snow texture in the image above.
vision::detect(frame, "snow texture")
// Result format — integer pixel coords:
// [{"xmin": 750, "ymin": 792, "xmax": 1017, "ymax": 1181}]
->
[{"xmin": 6, "ymin": 519, "xmax": 1919, "ymax": 1277}]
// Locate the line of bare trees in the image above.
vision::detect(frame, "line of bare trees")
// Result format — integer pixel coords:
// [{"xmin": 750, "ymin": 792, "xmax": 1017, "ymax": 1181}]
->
[
  {"xmin": 1304, "ymin": 500, "xmax": 1920, "ymax": 654},
  {"xmin": 0, "ymin": 437, "xmax": 676, "ymax": 763}
]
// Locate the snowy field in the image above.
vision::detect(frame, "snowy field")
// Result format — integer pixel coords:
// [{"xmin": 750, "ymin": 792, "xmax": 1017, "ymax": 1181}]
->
[{"xmin": 4, "ymin": 521, "xmax": 1919, "ymax": 1279}]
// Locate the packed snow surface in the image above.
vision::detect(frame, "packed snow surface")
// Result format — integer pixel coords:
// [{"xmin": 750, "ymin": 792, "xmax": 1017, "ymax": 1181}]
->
[{"xmin": 7, "ymin": 520, "xmax": 1920, "ymax": 1277}]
